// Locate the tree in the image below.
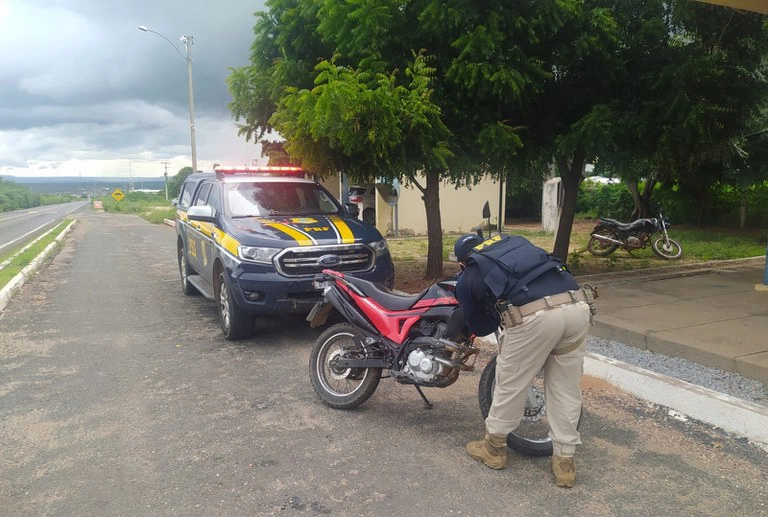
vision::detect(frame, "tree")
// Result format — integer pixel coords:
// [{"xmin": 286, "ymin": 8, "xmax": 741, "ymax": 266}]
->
[
  {"xmin": 167, "ymin": 167, "xmax": 194, "ymax": 200},
  {"xmin": 228, "ymin": 0, "xmax": 536, "ymax": 278},
  {"xmin": 0, "ymin": 178, "xmax": 39, "ymax": 212},
  {"xmin": 450, "ymin": 0, "xmax": 768, "ymax": 257},
  {"xmin": 598, "ymin": 2, "xmax": 768, "ymax": 223}
]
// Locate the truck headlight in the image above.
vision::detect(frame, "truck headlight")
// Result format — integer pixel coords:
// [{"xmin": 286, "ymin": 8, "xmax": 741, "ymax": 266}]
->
[
  {"xmin": 239, "ymin": 246, "xmax": 280, "ymax": 264},
  {"xmin": 370, "ymin": 239, "xmax": 389, "ymax": 256}
]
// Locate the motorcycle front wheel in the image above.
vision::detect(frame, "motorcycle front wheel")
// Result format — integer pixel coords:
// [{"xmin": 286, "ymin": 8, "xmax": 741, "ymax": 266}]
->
[
  {"xmin": 587, "ymin": 229, "xmax": 619, "ymax": 257},
  {"xmin": 478, "ymin": 356, "xmax": 582, "ymax": 457},
  {"xmin": 651, "ymin": 237, "xmax": 683, "ymax": 259},
  {"xmin": 309, "ymin": 323, "xmax": 382, "ymax": 409}
]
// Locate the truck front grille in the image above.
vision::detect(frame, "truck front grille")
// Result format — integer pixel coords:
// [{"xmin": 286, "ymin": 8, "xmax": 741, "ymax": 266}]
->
[{"xmin": 275, "ymin": 245, "xmax": 375, "ymax": 277}]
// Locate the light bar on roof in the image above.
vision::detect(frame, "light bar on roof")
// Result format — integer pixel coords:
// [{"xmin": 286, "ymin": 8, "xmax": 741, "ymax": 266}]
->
[{"xmin": 214, "ymin": 165, "xmax": 305, "ymax": 176}]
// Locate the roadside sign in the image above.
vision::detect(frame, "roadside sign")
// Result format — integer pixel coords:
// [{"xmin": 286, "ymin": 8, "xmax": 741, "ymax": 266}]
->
[{"xmin": 111, "ymin": 189, "xmax": 125, "ymax": 202}]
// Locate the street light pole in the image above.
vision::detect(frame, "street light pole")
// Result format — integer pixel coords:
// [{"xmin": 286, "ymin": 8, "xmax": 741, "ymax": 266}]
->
[
  {"xmin": 138, "ymin": 25, "xmax": 198, "ymax": 174},
  {"xmin": 181, "ymin": 35, "xmax": 197, "ymax": 174}
]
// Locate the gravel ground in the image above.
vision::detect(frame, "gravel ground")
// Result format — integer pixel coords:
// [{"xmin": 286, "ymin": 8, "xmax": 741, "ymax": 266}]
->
[{"xmin": 587, "ymin": 335, "xmax": 768, "ymax": 407}]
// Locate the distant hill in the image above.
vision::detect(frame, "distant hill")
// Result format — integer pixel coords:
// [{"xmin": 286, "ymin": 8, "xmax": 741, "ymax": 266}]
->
[{"xmin": 0, "ymin": 176, "xmax": 166, "ymax": 195}]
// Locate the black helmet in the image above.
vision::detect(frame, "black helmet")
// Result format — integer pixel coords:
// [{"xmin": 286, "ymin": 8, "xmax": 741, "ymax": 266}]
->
[{"xmin": 454, "ymin": 233, "xmax": 483, "ymax": 262}]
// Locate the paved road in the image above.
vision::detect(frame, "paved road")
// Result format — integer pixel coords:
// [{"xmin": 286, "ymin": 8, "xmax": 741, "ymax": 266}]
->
[
  {"xmin": 1, "ymin": 212, "xmax": 766, "ymax": 516},
  {"xmin": 0, "ymin": 201, "xmax": 89, "ymax": 253}
]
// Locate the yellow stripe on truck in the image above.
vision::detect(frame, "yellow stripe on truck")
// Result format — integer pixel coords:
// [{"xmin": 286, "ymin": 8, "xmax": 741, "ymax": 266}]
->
[
  {"xmin": 217, "ymin": 232, "xmax": 241, "ymax": 257},
  {"xmin": 329, "ymin": 216, "xmax": 355, "ymax": 244},
  {"xmin": 266, "ymin": 222, "xmax": 315, "ymax": 246}
]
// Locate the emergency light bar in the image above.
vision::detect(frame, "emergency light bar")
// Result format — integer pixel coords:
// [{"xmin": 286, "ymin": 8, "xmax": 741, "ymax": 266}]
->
[{"xmin": 213, "ymin": 165, "xmax": 305, "ymax": 177}]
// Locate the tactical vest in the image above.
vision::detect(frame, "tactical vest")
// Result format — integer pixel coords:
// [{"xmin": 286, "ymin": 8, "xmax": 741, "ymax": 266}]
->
[{"xmin": 465, "ymin": 234, "xmax": 566, "ymax": 302}]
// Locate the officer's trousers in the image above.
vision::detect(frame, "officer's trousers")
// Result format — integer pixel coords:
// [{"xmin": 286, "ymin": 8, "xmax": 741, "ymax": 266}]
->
[{"xmin": 485, "ymin": 300, "xmax": 591, "ymax": 457}]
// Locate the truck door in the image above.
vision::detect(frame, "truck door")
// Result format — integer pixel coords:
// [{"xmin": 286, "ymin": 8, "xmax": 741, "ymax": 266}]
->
[
  {"xmin": 198, "ymin": 183, "xmax": 222, "ymax": 285},
  {"xmin": 188, "ymin": 182, "xmax": 212, "ymax": 279}
]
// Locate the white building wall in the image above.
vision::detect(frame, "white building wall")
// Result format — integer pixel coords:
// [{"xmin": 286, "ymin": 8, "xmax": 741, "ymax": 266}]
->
[{"xmin": 377, "ymin": 179, "xmax": 504, "ymax": 236}]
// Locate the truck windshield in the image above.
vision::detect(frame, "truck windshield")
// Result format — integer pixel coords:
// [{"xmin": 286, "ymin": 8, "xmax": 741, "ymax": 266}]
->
[{"xmin": 225, "ymin": 182, "xmax": 342, "ymax": 217}]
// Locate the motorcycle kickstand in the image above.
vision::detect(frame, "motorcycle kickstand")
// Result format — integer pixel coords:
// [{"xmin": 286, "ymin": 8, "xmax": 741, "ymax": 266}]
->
[{"xmin": 414, "ymin": 385, "xmax": 433, "ymax": 410}]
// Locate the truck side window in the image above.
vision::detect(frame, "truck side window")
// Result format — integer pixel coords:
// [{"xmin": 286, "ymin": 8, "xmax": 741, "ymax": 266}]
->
[
  {"xmin": 194, "ymin": 184, "xmax": 212, "ymax": 206},
  {"xmin": 178, "ymin": 183, "xmax": 193, "ymax": 210},
  {"xmin": 206, "ymin": 184, "xmax": 221, "ymax": 212}
]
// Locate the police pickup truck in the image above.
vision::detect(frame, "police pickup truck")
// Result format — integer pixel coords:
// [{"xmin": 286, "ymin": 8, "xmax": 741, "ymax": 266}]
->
[{"xmin": 175, "ymin": 166, "xmax": 395, "ymax": 339}]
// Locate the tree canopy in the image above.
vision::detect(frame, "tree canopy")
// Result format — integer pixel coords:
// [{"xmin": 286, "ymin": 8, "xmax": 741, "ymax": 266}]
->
[
  {"xmin": 229, "ymin": 0, "xmax": 768, "ymax": 271},
  {"xmin": 0, "ymin": 178, "xmax": 40, "ymax": 212}
]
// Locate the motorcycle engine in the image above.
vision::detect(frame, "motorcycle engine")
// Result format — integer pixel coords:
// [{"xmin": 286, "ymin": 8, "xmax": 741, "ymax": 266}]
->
[
  {"xmin": 627, "ymin": 235, "xmax": 641, "ymax": 247},
  {"xmin": 403, "ymin": 347, "xmax": 449, "ymax": 384}
]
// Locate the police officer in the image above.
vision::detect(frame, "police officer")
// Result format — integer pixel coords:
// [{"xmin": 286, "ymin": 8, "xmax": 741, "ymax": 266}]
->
[{"xmin": 453, "ymin": 233, "xmax": 592, "ymax": 488}]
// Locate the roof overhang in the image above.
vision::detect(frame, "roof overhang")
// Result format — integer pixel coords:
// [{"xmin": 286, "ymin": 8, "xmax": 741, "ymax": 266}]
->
[{"xmin": 695, "ymin": 0, "xmax": 768, "ymax": 14}]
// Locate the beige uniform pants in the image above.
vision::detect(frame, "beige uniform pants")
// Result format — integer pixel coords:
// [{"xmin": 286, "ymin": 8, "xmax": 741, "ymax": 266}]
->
[{"xmin": 485, "ymin": 300, "xmax": 591, "ymax": 457}]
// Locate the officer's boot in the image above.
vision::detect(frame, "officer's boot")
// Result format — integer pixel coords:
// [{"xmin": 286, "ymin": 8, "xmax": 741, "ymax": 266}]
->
[
  {"xmin": 465, "ymin": 432, "xmax": 508, "ymax": 469},
  {"xmin": 552, "ymin": 455, "xmax": 576, "ymax": 488}
]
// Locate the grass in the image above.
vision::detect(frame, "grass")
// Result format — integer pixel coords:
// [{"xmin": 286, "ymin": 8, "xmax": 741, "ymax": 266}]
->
[
  {"xmin": 0, "ymin": 220, "xmax": 72, "ymax": 290},
  {"xmin": 390, "ymin": 219, "xmax": 767, "ymax": 292},
  {"xmin": 96, "ymin": 194, "xmax": 176, "ymax": 224}
]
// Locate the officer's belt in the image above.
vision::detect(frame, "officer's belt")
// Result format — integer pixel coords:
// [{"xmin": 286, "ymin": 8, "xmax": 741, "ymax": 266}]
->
[{"xmin": 499, "ymin": 289, "xmax": 587, "ymax": 329}]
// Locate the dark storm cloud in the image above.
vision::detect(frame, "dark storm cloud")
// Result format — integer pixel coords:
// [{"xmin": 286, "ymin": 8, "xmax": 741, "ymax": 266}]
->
[{"xmin": 0, "ymin": 0, "xmax": 267, "ymax": 176}]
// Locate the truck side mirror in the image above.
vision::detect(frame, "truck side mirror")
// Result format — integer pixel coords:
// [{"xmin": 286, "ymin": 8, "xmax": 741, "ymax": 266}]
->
[
  {"xmin": 187, "ymin": 205, "xmax": 217, "ymax": 223},
  {"xmin": 344, "ymin": 203, "xmax": 360, "ymax": 218}
]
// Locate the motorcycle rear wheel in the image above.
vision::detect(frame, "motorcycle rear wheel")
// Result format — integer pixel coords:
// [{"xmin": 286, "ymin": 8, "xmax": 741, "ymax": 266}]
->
[
  {"xmin": 478, "ymin": 356, "xmax": 582, "ymax": 457},
  {"xmin": 651, "ymin": 237, "xmax": 683, "ymax": 259},
  {"xmin": 309, "ymin": 323, "xmax": 382, "ymax": 409},
  {"xmin": 587, "ymin": 229, "xmax": 619, "ymax": 257}
]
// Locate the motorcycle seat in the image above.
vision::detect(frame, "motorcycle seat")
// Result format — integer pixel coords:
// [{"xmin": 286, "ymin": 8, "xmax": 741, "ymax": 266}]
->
[
  {"xmin": 598, "ymin": 217, "xmax": 648, "ymax": 232},
  {"xmin": 342, "ymin": 275, "xmax": 428, "ymax": 311}
]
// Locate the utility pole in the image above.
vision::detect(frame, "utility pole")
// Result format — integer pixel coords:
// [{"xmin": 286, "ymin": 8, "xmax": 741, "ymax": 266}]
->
[
  {"xmin": 181, "ymin": 35, "xmax": 197, "ymax": 174},
  {"xmin": 139, "ymin": 26, "xmax": 198, "ymax": 175},
  {"xmin": 162, "ymin": 160, "xmax": 170, "ymax": 200}
]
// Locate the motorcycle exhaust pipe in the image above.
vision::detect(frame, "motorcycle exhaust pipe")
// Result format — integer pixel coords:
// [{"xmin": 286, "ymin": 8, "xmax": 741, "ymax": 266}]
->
[
  {"xmin": 591, "ymin": 233, "xmax": 624, "ymax": 246},
  {"xmin": 434, "ymin": 355, "xmax": 474, "ymax": 372}
]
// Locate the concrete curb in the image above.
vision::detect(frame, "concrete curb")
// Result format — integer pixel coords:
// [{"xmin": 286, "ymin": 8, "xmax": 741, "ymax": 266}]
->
[
  {"xmin": 163, "ymin": 218, "xmax": 175, "ymax": 228},
  {"xmin": 584, "ymin": 352, "xmax": 768, "ymax": 450},
  {"xmin": 576, "ymin": 255, "xmax": 765, "ymax": 285},
  {"xmin": 479, "ymin": 334, "xmax": 768, "ymax": 449},
  {"xmin": 590, "ymin": 320, "xmax": 768, "ymax": 385},
  {"xmin": 0, "ymin": 220, "xmax": 77, "ymax": 313}
]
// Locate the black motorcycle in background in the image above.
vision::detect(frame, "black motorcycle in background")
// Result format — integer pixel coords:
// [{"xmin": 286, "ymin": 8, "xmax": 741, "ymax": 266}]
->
[{"xmin": 587, "ymin": 211, "xmax": 683, "ymax": 259}]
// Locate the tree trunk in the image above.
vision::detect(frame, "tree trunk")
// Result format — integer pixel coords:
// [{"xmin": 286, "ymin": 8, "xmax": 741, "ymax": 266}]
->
[
  {"xmin": 422, "ymin": 169, "xmax": 444, "ymax": 279},
  {"xmin": 695, "ymin": 189, "xmax": 707, "ymax": 227},
  {"xmin": 628, "ymin": 180, "xmax": 642, "ymax": 220},
  {"xmin": 740, "ymin": 189, "xmax": 747, "ymax": 230},
  {"xmin": 552, "ymin": 153, "xmax": 585, "ymax": 263},
  {"xmin": 628, "ymin": 178, "xmax": 656, "ymax": 220}
]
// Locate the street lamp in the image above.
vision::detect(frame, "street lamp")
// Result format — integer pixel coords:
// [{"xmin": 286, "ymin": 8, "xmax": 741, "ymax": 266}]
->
[{"xmin": 138, "ymin": 25, "xmax": 198, "ymax": 174}]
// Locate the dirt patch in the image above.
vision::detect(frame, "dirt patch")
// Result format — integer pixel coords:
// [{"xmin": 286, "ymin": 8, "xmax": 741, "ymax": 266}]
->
[{"xmin": 394, "ymin": 259, "xmax": 462, "ymax": 293}]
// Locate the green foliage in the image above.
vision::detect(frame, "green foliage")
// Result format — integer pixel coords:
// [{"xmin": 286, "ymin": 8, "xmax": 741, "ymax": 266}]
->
[
  {"xmin": 654, "ymin": 181, "xmax": 768, "ymax": 228},
  {"xmin": 575, "ymin": 179, "xmax": 768, "ymax": 230},
  {"xmin": 0, "ymin": 178, "xmax": 40, "ymax": 212},
  {"xmin": 229, "ymin": 0, "xmax": 768, "ymax": 269},
  {"xmin": 576, "ymin": 182, "xmax": 634, "ymax": 220},
  {"xmin": 167, "ymin": 167, "xmax": 193, "ymax": 200},
  {"xmin": 39, "ymin": 194, "xmax": 78, "ymax": 205},
  {"xmin": 99, "ymin": 191, "xmax": 169, "ymax": 214}
]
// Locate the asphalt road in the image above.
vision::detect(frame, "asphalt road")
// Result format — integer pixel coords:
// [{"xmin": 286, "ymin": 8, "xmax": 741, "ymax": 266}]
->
[
  {"xmin": 0, "ymin": 201, "xmax": 89, "ymax": 253},
  {"xmin": 1, "ymin": 211, "xmax": 767, "ymax": 516}
]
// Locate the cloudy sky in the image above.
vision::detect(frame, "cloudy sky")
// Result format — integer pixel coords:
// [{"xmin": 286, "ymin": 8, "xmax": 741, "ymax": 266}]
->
[{"xmin": 0, "ymin": 0, "xmax": 268, "ymax": 178}]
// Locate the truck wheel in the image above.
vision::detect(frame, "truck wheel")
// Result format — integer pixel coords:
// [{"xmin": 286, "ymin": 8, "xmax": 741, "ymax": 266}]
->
[{"xmin": 216, "ymin": 270, "xmax": 253, "ymax": 340}]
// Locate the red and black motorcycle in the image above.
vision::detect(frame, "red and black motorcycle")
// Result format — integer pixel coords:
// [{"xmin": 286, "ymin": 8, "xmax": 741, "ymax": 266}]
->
[
  {"xmin": 306, "ymin": 269, "xmax": 475, "ymax": 409},
  {"xmin": 307, "ymin": 267, "xmax": 563, "ymax": 457}
]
